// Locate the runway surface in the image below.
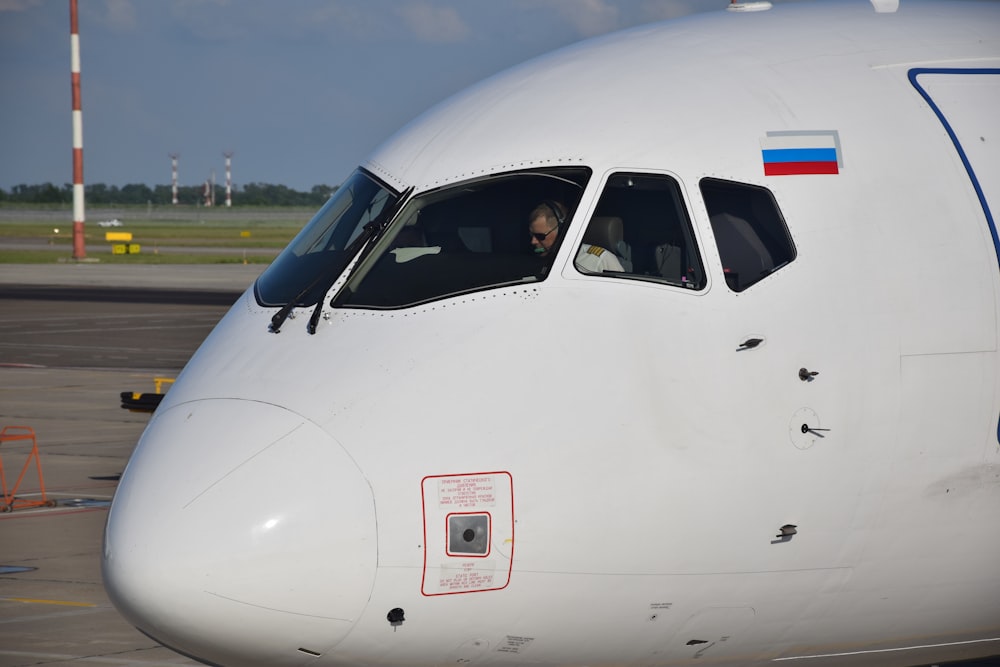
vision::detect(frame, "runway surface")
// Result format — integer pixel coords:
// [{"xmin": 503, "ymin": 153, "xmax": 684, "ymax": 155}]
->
[{"xmin": 0, "ymin": 264, "xmax": 259, "ymax": 666}]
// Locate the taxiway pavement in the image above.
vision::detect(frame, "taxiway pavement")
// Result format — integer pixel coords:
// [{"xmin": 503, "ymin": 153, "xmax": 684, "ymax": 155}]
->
[{"xmin": 0, "ymin": 264, "xmax": 261, "ymax": 666}]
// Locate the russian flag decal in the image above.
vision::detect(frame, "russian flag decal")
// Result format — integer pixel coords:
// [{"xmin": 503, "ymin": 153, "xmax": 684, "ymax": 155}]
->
[{"xmin": 761, "ymin": 130, "xmax": 842, "ymax": 175}]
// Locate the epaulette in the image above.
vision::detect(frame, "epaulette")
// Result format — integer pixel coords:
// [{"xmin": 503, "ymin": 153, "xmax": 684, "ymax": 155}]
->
[{"xmin": 587, "ymin": 245, "xmax": 604, "ymax": 256}]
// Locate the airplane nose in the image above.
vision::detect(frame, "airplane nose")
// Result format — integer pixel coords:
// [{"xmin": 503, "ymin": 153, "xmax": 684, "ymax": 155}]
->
[{"xmin": 103, "ymin": 399, "xmax": 376, "ymax": 666}]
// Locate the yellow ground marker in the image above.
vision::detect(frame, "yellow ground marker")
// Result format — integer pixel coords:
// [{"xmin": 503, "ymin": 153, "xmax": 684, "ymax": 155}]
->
[{"xmin": 2, "ymin": 597, "xmax": 95, "ymax": 607}]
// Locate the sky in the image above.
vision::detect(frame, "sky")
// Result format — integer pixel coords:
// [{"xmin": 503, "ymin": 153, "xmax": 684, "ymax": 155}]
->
[{"xmin": 2, "ymin": 0, "xmax": 752, "ymax": 192}]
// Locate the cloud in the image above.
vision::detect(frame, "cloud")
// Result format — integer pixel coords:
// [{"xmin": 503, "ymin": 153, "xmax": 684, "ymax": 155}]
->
[
  {"xmin": 0, "ymin": 0, "xmax": 40, "ymax": 11},
  {"xmin": 103, "ymin": 0, "xmax": 137, "ymax": 31},
  {"xmin": 514, "ymin": 0, "xmax": 720, "ymax": 40},
  {"xmin": 397, "ymin": 2, "xmax": 471, "ymax": 43},
  {"xmin": 167, "ymin": 0, "xmax": 234, "ymax": 27},
  {"xmin": 305, "ymin": 3, "xmax": 386, "ymax": 40},
  {"xmin": 165, "ymin": 0, "xmax": 256, "ymax": 42},
  {"xmin": 171, "ymin": 0, "xmax": 230, "ymax": 10},
  {"xmin": 554, "ymin": 0, "xmax": 620, "ymax": 37},
  {"xmin": 639, "ymin": 0, "xmax": 707, "ymax": 22}
]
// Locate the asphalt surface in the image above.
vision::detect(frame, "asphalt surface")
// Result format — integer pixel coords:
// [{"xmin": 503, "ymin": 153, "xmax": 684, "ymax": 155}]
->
[
  {"xmin": 0, "ymin": 237, "xmax": 280, "ymax": 257},
  {"xmin": 0, "ymin": 264, "xmax": 258, "ymax": 667},
  {"xmin": 0, "ymin": 264, "xmax": 263, "ymax": 371}
]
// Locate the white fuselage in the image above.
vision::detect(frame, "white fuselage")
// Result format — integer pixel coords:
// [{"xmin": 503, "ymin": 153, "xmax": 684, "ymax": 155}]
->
[{"xmin": 103, "ymin": 2, "xmax": 1000, "ymax": 665}]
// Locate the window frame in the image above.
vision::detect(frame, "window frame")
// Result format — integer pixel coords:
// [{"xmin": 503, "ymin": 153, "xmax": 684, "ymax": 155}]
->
[
  {"xmin": 699, "ymin": 177, "xmax": 797, "ymax": 293},
  {"xmin": 253, "ymin": 169, "xmax": 398, "ymax": 309},
  {"xmin": 335, "ymin": 166, "xmax": 593, "ymax": 310},
  {"xmin": 567, "ymin": 169, "xmax": 708, "ymax": 293}
]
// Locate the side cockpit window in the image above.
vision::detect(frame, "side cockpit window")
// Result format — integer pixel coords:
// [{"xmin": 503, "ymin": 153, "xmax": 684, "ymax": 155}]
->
[
  {"xmin": 575, "ymin": 173, "xmax": 705, "ymax": 289},
  {"xmin": 700, "ymin": 178, "xmax": 795, "ymax": 292}
]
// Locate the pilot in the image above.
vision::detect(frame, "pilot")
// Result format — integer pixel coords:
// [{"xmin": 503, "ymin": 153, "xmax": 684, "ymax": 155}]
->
[{"xmin": 528, "ymin": 201, "xmax": 623, "ymax": 273}]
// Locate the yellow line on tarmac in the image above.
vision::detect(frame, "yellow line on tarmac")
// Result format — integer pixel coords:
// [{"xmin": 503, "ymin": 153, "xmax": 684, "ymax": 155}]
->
[{"xmin": 2, "ymin": 597, "xmax": 95, "ymax": 607}]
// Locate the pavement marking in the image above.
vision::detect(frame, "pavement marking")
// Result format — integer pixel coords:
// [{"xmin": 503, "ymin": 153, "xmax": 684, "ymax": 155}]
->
[
  {"xmin": 2, "ymin": 596, "xmax": 96, "ymax": 607},
  {"xmin": 0, "ymin": 606, "xmax": 104, "ymax": 626}
]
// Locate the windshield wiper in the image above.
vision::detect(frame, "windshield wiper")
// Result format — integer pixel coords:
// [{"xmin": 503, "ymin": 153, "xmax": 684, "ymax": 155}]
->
[
  {"xmin": 305, "ymin": 186, "xmax": 414, "ymax": 335},
  {"xmin": 268, "ymin": 187, "xmax": 410, "ymax": 334},
  {"xmin": 268, "ymin": 257, "xmax": 344, "ymax": 333}
]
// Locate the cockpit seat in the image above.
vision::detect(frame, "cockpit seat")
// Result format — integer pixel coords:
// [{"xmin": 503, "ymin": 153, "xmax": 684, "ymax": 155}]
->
[
  {"xmin": 393, "ymin": 224, "xmax": 427, "ymax": 248},
  {"xmin": 710, "ymin": 212, "xmax": 774, "ymax": 291},
  {"xmin": 583, "ymin": 216, "xmax": 632, "ymax": 271}
]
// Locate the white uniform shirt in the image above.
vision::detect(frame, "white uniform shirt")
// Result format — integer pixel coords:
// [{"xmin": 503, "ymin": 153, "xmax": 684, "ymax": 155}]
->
[{"xmin": 575, "ymin": 244, "xmax": 624, "ymax": 273}]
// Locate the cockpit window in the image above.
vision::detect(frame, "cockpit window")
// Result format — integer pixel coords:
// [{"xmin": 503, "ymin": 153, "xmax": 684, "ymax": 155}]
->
[
  {"xmin": 255, "ymin": 169, "xmax": 396, "ymax": 307},
  {"xmin": 700, "ymin": 178, "xmax": 795, "ymax": 292},
  {"xmin": 575, "ymin": 173, "xmax": 706, "ymax": 289},
  {"xmin": 335, "ymin": 167, "xmax": 592, "ymax": 309}
]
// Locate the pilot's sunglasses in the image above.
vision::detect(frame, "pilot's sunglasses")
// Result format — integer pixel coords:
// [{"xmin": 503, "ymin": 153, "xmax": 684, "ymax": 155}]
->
[{"xmin": 531, "ymin": 226, "xmax": 557, "ymax": 242}]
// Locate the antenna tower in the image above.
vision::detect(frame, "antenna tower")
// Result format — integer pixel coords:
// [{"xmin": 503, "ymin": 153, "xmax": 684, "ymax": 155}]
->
[
  {"xmin": 169, "ymin": 153, "xmax": 179, "ymax": 205},
  {"xmin": 69, "ymin": 0, "xmax": 86, "ymax": 259},
  {"xmin": 223, "ymin": 151, "xmax": 234, "ymax": 207}
]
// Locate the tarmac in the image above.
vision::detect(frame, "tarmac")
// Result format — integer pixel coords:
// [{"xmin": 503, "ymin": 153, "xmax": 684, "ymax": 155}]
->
[
  {"xmin": 0, "ymin": 263, "xmax": 266, "ymax": 291},
  {"xmin": 0, "ymin": 264, "xmax": 262, "ymax": 666}
]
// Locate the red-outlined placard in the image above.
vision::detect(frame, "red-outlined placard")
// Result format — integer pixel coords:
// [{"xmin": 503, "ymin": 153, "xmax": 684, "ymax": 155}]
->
[{"xmin": 421, "ymin": 471, "xmax": 513, "ymax": 596}]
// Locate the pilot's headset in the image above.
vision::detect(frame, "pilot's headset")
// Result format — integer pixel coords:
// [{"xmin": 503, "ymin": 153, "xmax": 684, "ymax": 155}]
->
[{"xmin": 543, "ymin": 200, "xmax": 566, "ymax": 230}]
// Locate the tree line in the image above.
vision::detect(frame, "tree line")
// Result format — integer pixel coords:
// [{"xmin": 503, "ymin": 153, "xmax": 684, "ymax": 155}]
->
[{"xmin": 0, "ymin": 182, "xmax": 336, "ymax": 207}]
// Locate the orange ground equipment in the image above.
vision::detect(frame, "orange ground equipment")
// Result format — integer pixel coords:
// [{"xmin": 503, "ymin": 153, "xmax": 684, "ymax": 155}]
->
[{"xmin": 0, "ymin": 425, "xmax": 56, "ymax": 512}]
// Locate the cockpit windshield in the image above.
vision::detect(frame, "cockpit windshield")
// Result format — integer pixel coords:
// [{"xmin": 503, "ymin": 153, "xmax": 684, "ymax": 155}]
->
[
  {"xmin": 254, "ymin": 170, "xmax": 396, "ymax": 308},
  {"xmin": 333, "ymin": 167, "xmax": 592, "ymax": 309}
]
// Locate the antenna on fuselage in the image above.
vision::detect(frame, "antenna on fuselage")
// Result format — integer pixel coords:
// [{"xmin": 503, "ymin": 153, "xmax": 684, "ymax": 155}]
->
[
  {"xmin": 727, "ymin": 1, "xmax": 772, "ymax": 12},
  {"xmin": 870, "ymin": 0, "xmax": 899, "ymax": 12}
]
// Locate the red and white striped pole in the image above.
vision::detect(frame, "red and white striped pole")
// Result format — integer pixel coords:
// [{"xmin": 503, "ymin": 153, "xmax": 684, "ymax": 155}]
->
[
  {"xmin": 223, "ymin": 151, "xmax": 233, "ymax": 207},
  {"xmin": 169, "ymin": 153, "xmax": 179, "ymax": 205},
  {"xmin": 70, "ymin": 0, "xmax": 86, "ymax": 259}
]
